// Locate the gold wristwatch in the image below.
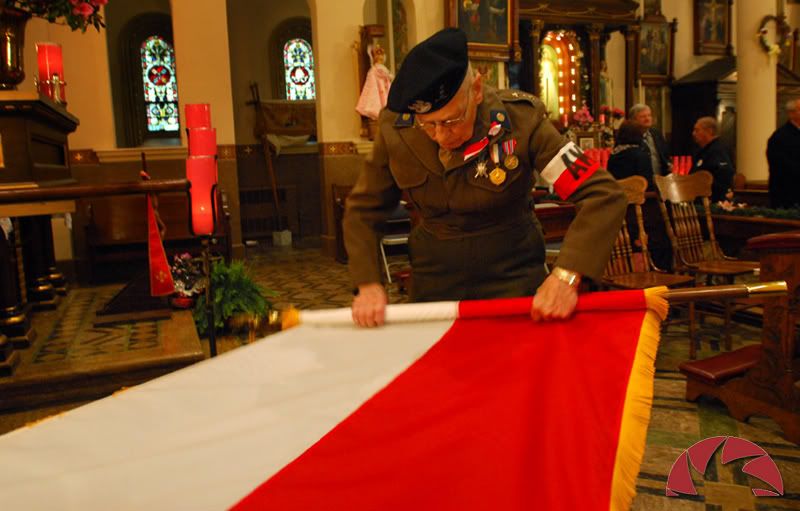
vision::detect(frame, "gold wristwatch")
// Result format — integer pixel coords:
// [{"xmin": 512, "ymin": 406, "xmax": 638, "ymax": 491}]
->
[{"xmin": 551, "ymin": 267, "xmax": 581, "ymax": 287}]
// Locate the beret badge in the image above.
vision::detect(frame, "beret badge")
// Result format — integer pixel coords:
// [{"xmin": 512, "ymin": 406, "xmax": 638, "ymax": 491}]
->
[{"xmin": 408, "ymin": 100, "xmax": 433, "ymax": 114}]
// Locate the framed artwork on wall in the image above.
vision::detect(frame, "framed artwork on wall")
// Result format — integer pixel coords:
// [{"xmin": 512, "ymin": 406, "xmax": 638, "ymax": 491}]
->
[
  {"xmin": 639, "ymin": 20, "xmax": 675, "ymax": 84},
  {"xmin": 693, "ymin": 0, "xmax": 733, "ymax": 56},
  {"xmin": 446, "ymin": 0, "xmax": 519, "ymax": 61}
]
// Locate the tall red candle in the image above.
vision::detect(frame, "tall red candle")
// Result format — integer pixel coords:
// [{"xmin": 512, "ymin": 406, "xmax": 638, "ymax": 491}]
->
[
  {"xmin": 188, "ymin": 127, "xmax": 217, "ymax": 157},
  {"xmin": 36, "ymin": 42, "xmax": 65, "ymax": 102},
  {"xmin": 187, "ymin": 155, "xmax": 218, "ymax": 236},
  {"xmin": 185, "ymin": 104, "xmax": 211, "ymax": 129}
]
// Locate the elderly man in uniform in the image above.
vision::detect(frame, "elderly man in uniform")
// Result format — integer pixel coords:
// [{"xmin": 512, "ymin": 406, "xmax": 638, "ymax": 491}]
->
[{"xmin": 344, "ymin": 29, "xmax": 626, "ymax": 327}]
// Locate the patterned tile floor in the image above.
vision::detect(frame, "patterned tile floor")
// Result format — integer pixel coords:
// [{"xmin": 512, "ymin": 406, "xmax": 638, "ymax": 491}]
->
[{"xmin": 2, "ymin": 246, "xmax": 798, "ymax": 508}]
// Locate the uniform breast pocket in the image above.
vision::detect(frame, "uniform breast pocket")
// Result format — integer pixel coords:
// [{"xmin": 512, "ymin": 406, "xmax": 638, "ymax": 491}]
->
[
  {"xmin": 389, "ymin": 159, "xmax": 429, "ymax": 190},
  {"xmin": 466, "ymin": 163, "xmax": 523, "ymax": 193}
]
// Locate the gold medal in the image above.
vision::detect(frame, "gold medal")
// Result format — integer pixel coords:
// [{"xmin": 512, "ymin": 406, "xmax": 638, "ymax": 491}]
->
[
  {"xmin": 504, "ymin": 154, "xmax": 519, "ymax": 170},
  {"xmin": 489, "ymin": 167, "xmax": 506, "ymax": 185}
]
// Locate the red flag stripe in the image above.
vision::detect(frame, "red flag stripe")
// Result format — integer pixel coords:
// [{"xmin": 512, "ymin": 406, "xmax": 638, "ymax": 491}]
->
[{"xmin": 232, "ymin": 292, "xmax": 652, "ymax": 510}]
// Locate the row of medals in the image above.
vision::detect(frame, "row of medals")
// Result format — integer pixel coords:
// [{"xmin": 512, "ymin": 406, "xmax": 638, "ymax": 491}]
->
[{"xmin": 474, "ymin": 143, "xmax": 519, "ymax": 186}]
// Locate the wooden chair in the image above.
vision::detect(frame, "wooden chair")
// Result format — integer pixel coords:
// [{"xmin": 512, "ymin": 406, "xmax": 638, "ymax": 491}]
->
[
  {"xmin": 602, "ymin": 176, "xmax": 699, "ymax": 356},
  {"xmin": 654, "ymin": 171, "xmax": 759, "ymax": 351}
]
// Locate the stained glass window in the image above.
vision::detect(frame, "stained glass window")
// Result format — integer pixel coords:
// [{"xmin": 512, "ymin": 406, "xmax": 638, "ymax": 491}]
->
[
  {"xmin": 141, "ymin": 35, "xmax": 179, "ymax": 132},
  {"xmin": 283, "ymin": 38, "xmax": 316, "ymax": 100}
]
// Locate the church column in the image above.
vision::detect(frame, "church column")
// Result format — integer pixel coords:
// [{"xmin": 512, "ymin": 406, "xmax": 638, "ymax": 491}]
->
[
  {"xmin": 170, "ymin": 0, "xmax": 244, "ymax": 258},
  {"xmin": 529, "ymin": 20, "xmax": 544, "ymax": 97},
  {"xmin": 736, "ymin": 1, "xmax": 777, "ymax": 182},
  {"xmin": 588, "ymin": 23, "xmax": 603, "ymax": 118},
  {"xmin": 623, "ymin": 24, "xmax": 639, "ymax": 115},
  {"xmin": 308, "ymin": 0, "xmax": 377, "ymax": 257}
]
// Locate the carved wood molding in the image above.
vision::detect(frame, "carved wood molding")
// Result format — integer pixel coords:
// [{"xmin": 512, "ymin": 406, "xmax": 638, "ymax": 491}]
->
[
  {"xmin": 319, "ymin": 142, "xmax": 358, "ymax": 156},
  {"xmin": 69, "ymin": 149, "xmax": 100, "ymax": 165}
]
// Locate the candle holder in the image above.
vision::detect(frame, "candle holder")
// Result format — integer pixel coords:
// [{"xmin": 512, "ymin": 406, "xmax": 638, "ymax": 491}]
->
[{"xmin": 35, "ymin": 42, "xmax": 66, "ymax": 104}]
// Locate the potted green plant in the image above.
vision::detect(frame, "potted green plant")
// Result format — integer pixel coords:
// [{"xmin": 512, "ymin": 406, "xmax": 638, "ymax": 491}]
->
[{"xmin": 193, "ymin": 260, "xmax": 277, "ymax": 336}]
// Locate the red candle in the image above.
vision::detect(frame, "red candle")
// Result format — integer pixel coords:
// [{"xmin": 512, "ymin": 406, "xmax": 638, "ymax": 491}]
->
[
  {"xmin": 185, "ymin": 104, "xmax": 211, "ymax": 129},
  {"xmin": 186, "ymin": 155, "xmax": 218, "ymax": 236},
  {"xmin": 36, "ymin": 42, "xmax": 65, "ymax": 101},
  {"xmin": 188, "ymin": 127, "xmax": 217, "ymax": 157}
]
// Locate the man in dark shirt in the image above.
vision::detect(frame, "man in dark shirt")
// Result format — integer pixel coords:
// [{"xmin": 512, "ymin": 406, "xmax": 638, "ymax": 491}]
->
[
  {"xmin": 629, "ymin": 104, "xmax": 670, "ymax": 176},
  {"xmin": 691, "ymin": 116, "xmax": 734, "ymax": 202},
  {"xmin": 767, "ymin": 99, "xmax": 800, "ymax": 209}
]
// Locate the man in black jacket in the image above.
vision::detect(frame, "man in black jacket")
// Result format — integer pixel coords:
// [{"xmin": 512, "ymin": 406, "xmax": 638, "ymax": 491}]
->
[
  {"xmin": 629, "ymin": 104, "xmax": 670, "ymax": 176},
  {"xmin": 767, "ymin": 99, "xmax": 800, "ymax": 209},
  {"xmin": 691, "ymin": 117, "xmax": 734, "ymax": 202}
]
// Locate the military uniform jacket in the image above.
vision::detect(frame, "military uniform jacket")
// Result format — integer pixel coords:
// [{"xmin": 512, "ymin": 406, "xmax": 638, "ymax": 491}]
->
[
  {"xmin": 343, "ymin": 86, "xmax": 626, "ymax": 288},
  {"xmin": 691, "ymin": 138, "xmax": 734, "ymax": 202}
]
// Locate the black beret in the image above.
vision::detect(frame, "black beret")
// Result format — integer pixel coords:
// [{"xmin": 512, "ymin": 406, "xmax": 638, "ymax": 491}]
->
[{"xmin": 387, "ymin": 28, "xmax": 468, "ymax": 115}]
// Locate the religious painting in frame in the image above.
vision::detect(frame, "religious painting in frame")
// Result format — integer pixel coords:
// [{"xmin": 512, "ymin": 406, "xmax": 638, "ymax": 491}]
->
[
  {"xmin": 446, "ymin": 0, "xmax": 518, "ymax": 61},
  {"xmin": 693, "ymin": 0, "xmax": 732, "ymax": 56},
  {"xmin": 639, "ymin": 20, "xmax": 675, "ymax": 85}
]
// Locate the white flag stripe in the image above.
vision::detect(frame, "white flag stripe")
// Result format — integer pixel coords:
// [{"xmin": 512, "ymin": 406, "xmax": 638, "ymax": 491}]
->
[
  {"xmin": 301, "ymin": 301, "xmax": 459, "ymax": 326},
  {"xmin": 0, "ymin": 320, "xmax": 455, "ymax": 511},
  {"xmin": 540, "ymin": 141, "xmax": 580, "ymax": 185}
]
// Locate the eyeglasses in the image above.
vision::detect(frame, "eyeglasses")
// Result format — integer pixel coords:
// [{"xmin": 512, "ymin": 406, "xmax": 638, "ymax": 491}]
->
[{"xmin": 414, "ymin": 89, "xmax": 471, "ymax": 131}]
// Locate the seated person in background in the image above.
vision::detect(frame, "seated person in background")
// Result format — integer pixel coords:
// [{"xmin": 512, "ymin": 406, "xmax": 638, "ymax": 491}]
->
[
  {"xmin": 690, "ymin": 116, "xmax": 734, "ymax": 203},
  {"xmin": 629, "ymin": 104, "xmax": 670, "ymax": 176},
  {"xmin": 607, "ymin": 120, "xmax": 654, "ymax": 190}
]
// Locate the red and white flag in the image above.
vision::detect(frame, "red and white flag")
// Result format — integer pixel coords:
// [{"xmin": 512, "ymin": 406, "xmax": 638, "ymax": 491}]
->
[{"xmin": 0, "ymin": 290, "xmax": 666, "ymax": 511}]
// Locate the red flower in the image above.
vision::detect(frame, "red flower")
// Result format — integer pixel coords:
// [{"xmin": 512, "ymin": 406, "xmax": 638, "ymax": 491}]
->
[
  {"xmin": 73, "ymin": 2, "xmax": 95, "ymax": 18},
  {"xmin": 91, "ymin": 0, "xmax": 109, "ymax": 5}
]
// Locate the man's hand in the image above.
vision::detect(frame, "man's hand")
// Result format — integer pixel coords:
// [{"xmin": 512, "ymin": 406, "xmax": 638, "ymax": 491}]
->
[
  {"xmin": 531, "ymin": 269, "xmax": 580, "ymax": 321},
  {"xmin": 352, "ymin": 283, "xmax": 388, "ymax": 327}
]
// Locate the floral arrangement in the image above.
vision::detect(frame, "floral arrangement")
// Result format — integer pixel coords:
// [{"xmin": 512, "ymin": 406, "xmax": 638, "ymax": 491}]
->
[
  {"xmin": 710, "ymin": 202, "xmax": 800, "ymax": 220},
  {"xmin": 171, "ymin": 253, "xmax": 204, "ymax": 297},
  {"xmin": 757, "ymin": 15, "xmax": 790, "ymax": 58},
  {"xmin": 572, "ymin": 104, "xmax": 594, "ymax": 130},
  {"xmin": 3, "ymin": 0, "xmax": 107, "ymax": 32},
  {"xmin": 716, "ymin": 200, "xmax": 748, "ymax": 212}
]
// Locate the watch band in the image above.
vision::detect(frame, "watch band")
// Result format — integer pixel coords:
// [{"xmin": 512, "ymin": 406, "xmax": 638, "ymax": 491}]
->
[{"xmin": 551, "ymin": 267, "xmax": 581, "ymax": 287}]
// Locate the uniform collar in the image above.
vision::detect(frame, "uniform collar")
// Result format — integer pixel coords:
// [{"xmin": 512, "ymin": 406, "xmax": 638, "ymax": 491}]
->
[{"xmin": 439, "ymin": 86, "xmax": 512, "ymax": 172}]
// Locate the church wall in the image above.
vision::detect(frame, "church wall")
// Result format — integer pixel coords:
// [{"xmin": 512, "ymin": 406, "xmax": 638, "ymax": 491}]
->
[{"xmin": 226, "ymin": 0, "xmax": 312, "ymax": 146}]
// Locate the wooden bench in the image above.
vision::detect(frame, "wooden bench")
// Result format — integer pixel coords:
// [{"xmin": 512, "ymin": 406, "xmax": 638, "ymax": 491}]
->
[{"xmin": 85, "ymin": 192, "xmax": 230, "ymax": 282}]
